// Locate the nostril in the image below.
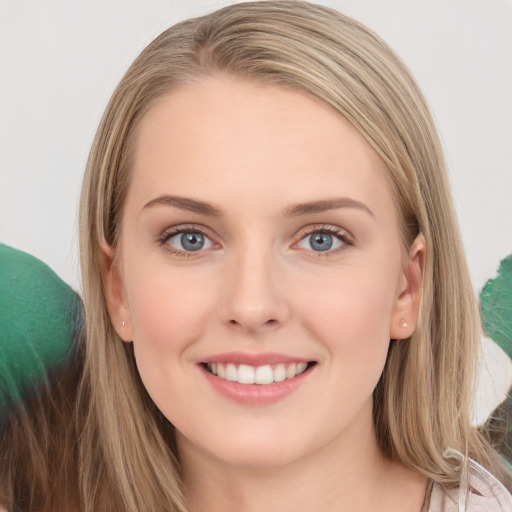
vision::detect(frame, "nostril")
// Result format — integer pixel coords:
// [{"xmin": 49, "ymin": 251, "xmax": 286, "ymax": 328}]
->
[{"xmin": 227, "ymin": 318, "xmax": 279, "ymax": 329}]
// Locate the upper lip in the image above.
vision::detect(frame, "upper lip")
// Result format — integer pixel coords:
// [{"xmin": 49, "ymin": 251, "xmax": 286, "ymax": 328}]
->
[{"xmin": 200, "ymin": 352, "xmax": 313, "ymax": 366}]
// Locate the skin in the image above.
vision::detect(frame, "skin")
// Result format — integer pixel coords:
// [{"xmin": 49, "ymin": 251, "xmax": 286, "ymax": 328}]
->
[{"xmin": 103, "ymin": 75, "xmax": 426, "ymax": 512}]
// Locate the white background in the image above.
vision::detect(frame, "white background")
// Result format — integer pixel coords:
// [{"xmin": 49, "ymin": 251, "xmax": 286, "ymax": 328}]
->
[{"xmin": 1, "ymin": 0, "xmax": 511, "ymax": 293}]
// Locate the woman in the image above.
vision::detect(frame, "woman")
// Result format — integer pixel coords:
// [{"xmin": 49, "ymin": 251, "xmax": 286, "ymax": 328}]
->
[{"xmin": 1, "ymin": 1, "xmax": 510, "ymax": 510}]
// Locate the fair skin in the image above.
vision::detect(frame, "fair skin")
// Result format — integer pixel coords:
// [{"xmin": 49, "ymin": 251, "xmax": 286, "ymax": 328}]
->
[{"xmin": 103, "ymin": 75, "xmax": 426, "ymax": 512}]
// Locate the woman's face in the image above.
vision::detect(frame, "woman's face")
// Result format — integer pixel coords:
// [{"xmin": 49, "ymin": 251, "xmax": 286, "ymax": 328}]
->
[{"xmin": 104, "ymin": 75, "xmax": 422, "ymax": 469}]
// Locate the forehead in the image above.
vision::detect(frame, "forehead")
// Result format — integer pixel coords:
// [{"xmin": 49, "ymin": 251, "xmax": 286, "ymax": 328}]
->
[{"xmin": 127, "ymin": 75, "xmax": 396, "ymax": 222}]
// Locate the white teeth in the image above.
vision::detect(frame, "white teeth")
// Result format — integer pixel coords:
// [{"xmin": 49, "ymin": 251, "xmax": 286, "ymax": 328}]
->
[
  {"xmin": 238, "ymin": 364, "xmax": 255, "ymax": 384},
  {"xmin": 255, "ymin": 365, "xmax": 274, "ymax": 385},
  {"xmin": 296, "ymin": 362, "xmax": 307, "ymax": 374},
  {"xmin": 226, "ymin": 363, "xmax": 237, "ymax": 382},
  {"xmin": 286, "ymin": 363, "xmax": 296, "ymax": 379},
  {"xmin": 273, "ymin": 363, "xmax": 286, "ymax": 382},
  {"xmin": 207, "ymin": 361, "xmax": 311, "ymax": 385}
]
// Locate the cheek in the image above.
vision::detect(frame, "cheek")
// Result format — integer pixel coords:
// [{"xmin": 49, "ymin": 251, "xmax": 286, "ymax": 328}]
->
[
  {"xmin": 126, "ymin": 266, "xmax": 213, "ymax": 346},
  {"xmin": 123, "ymin": 268, "xmax": 217, "ymax": 418},
  {"xmin": 294, "ymin": 259, "xmax": 399, "ymax": 384},
  {"xmin": 300, "ymin": 267, "xmax": 396, "ymax": 338},
  {"xmin": 123, "ymin": 266, "xmax": 217, "ymax": 394}
]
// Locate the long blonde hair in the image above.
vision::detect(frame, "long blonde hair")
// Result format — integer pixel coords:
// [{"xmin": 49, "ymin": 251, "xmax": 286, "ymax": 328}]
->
[{"xmin": 67, "ymin": 0, "xmax": 511, "ymax": 509}]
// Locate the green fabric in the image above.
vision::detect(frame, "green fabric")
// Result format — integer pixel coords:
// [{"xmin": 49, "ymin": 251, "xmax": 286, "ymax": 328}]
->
[
  {"xmin": 479, "ymin": 253, "xmax": 512, "ymax": 463},
  {"xmin": 0, "ymin": 244, "xmax": 82, "ymax": 417},
  {"xmin": 480, "ymin": 254, "xmax": 512, "ymax": 357}
]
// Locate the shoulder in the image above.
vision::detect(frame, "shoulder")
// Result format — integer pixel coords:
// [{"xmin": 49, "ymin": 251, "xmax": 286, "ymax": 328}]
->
[{"xmin": 428, "ymin": 458, "xmax": 512, "ymax": 512}]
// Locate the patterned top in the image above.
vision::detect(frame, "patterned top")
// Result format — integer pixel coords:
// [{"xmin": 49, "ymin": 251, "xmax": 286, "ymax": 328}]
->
[{"xmin": 424, "ymin": 457, "xmax": 512, "ymax": 512}]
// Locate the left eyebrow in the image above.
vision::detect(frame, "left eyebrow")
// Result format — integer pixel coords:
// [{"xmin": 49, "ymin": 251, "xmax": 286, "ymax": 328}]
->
[{"xmin": 283, "ymin": 198, "xmax": 375, "ymax": 218}]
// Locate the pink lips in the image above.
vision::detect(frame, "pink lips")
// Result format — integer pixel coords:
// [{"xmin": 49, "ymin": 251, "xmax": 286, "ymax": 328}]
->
[{"xmin": 198, "ymin": 352, "xmax": 315, "ymax": 405}]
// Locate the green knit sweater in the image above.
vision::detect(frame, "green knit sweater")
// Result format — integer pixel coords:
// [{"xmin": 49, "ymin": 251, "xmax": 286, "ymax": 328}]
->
[{"xmin": 0, "ymin": 244, "xmax": 82, "ymax": 417}]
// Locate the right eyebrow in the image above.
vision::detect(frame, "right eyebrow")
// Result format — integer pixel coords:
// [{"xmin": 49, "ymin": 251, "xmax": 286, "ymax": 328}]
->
[{"xmin": 142, "ymin": 195, "xmax": 222, "ymax": 217}]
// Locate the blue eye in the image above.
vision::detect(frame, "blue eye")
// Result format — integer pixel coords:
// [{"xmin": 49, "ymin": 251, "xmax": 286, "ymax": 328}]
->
[
  {"xmin": 309, "ymin": 233, "xmax": 333, "ymax": 251},
  {"xmin": 297, "ymin": 229, "xmax": 348, "ymax": 253},
  {"xmin": 180, "ymin": 233, "xmax": 205, "ymax": 251},
  {"xmin": 165, "ymin": 231, "xmax": 214, "ymax": 253}
]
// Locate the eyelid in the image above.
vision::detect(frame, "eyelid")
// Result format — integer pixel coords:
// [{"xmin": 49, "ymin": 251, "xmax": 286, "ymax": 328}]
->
[
  {"xmin": 293, "ymin": 224, "xmax": 354, "ymax": 253},
  {"xmin": 158, "ymin": 224, "xmax": 220, "ymax": 256}
]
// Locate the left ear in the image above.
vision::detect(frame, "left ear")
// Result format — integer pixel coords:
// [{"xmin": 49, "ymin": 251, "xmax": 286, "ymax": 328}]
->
[{"xmin": 390, "ymin": 234, "xmax": 425, "ymax": 340}]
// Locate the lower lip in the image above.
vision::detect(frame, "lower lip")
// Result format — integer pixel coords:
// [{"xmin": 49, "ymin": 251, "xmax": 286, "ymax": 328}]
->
[{"xmin": 200, "ymin": 364, "xmax": 315, "ymax": 405}]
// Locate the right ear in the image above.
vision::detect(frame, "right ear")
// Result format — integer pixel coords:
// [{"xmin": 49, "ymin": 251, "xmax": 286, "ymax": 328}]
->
[{"xmin": 99, "ymin": 242, "xmax": 133, "ymax": 342}]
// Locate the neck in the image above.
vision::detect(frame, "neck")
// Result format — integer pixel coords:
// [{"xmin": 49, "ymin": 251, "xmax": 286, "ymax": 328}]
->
[{"xmin": 178, "ymin": 406, "xmax": 427, "ymax": 512}]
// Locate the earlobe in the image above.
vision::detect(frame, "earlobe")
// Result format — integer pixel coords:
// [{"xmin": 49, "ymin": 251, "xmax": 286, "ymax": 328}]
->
[
  {"xmin": 99, "ymin": 242, "xmax": 133, "ymax": 342},
  {"xmin": 390, "ymin": 235, "xmax": 425, "ymax": 340}
]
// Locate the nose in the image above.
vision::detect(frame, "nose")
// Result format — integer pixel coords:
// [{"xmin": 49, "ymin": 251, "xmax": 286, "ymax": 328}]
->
[{"xmin": 217, "ymin": 247, "xmax": 290, "ymax": 334}]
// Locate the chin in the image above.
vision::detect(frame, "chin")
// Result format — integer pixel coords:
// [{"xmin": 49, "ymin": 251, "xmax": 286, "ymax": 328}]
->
[
  {"xmin": 178, "ymin": 425, "xmax": 311, "ymax": 470},
  {"xmin": 213, "ymin": 442, "xmax": 302, "ymax": 469}
]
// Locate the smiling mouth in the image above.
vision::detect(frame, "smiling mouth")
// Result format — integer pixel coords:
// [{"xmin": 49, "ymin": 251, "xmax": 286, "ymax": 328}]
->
[{"xmin": 203, "ymin": 361, "xmax": 316, "ymax": 385}]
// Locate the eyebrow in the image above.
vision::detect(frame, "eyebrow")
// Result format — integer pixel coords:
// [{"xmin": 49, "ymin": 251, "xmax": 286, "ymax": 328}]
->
[
  {"xmin": 283, "ymin": 198, "xmax": 374, "ymax": 218},
  {"xmin": 142, "ymin": 195, "xmax": 222, "ymax": 216},
  {"xmin": 142, "ymin": 194, "xmax": 374, "ymax": 218}
]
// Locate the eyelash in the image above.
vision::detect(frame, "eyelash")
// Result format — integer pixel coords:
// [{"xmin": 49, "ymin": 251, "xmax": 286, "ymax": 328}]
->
[
  {"xmin": 158, "ymin": 225, "xmax": 214, "ymax": 258},
  {"xmin": 157, "ymin": 224, "xmax": 353, "ymax": 258},
  {"xmin": 297, "ymin": 225, "xmax": 353, "ymax": 256}
]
